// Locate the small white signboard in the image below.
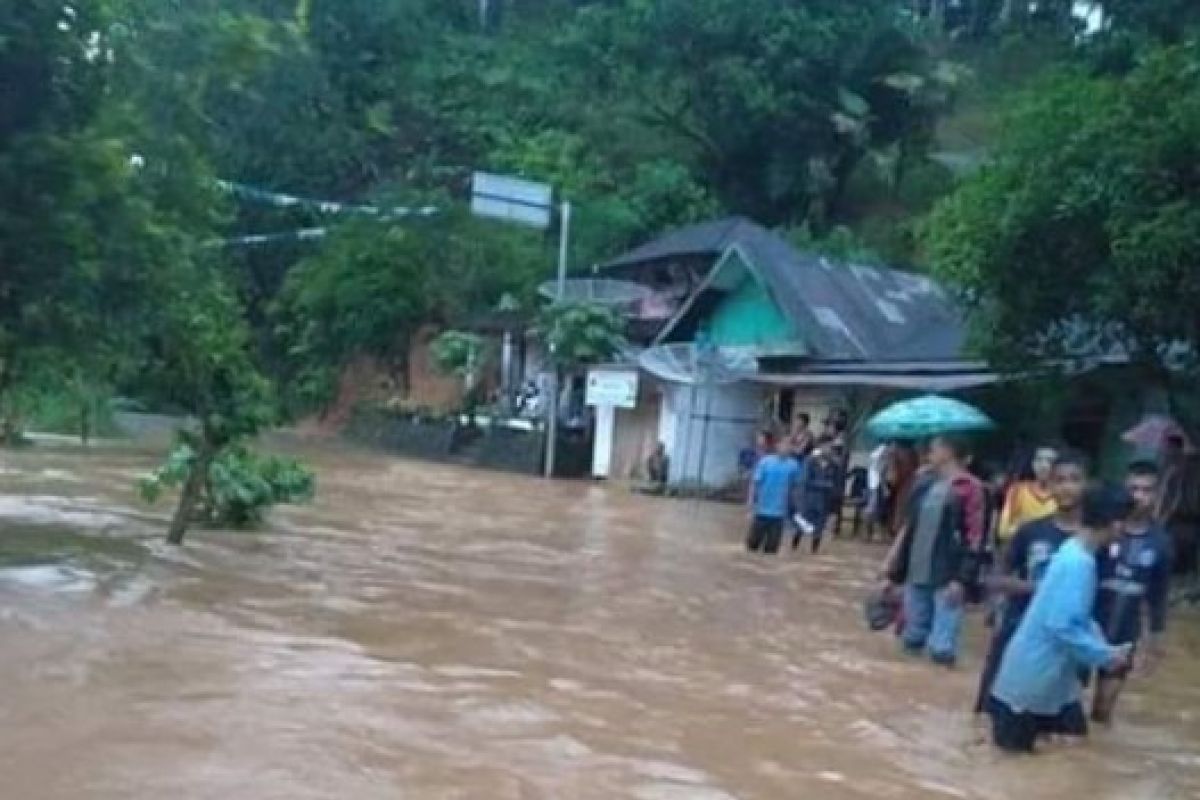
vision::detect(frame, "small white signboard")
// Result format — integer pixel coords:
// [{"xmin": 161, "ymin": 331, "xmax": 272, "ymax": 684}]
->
[
  {"xmin": 471, "ymin": 172, "xmax": 552, "ymax": 229},
  {"xmin": 586, "ymin": 369, "xmax": 639, "ymax": 409}
]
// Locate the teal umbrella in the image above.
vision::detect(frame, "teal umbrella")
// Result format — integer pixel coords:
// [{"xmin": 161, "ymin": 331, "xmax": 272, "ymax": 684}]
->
[{"xmin": 866, "ymin": 394, "xmax": 993, "ymax": 440}]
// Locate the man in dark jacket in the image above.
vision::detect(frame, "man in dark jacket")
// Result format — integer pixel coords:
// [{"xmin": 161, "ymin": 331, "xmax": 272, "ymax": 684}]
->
[
  {"xmin": 889, "ymin": 434, "xmax": 986, "ymax": 666},
  {"xmin": 792, "ymin": 444, "xmax": 841, "ymax": 553}
]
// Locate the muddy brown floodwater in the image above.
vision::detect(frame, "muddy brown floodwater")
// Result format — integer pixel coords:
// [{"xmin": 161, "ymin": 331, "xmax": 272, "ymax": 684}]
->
[{"xmin": 1, "ymin": 438, "xmax": 1198, "ymax": 800}]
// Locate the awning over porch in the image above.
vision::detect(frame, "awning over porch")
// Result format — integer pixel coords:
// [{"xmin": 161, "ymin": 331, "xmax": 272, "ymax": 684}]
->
[{"xmin": 752, "ymin": 362, "xmax": 1001, "ymax": 392}]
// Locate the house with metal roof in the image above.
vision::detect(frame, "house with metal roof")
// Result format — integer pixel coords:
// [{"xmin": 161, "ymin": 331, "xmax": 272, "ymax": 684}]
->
[{"xmin": 588, "ymin": 217, "xmax": 997, "ymax": 488}]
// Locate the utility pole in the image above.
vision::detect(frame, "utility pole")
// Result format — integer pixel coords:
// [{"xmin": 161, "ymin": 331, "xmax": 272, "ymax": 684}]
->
[{"xmin": 544, "ymin": 201, "xmax": 571, "ymax": 479}]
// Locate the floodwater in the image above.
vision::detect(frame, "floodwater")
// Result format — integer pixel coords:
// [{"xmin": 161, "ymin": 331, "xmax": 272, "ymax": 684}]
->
[{"xmin": 1, "ymin": 439, "xmax": 1198, "ymax": 800}]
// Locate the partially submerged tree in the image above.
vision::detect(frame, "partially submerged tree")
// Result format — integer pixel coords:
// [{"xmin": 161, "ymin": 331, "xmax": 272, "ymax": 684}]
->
[{"xmin": 139, "ymin": 271, "xmax": 313, "ymax": 545}]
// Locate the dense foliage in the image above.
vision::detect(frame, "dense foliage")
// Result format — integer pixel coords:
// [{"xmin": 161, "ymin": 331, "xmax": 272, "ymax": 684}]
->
[
  {"xmin": 0, "ymin": 1, "xmax": 315, "ymax": 541},
  {"xmin": 0, "ymin": 1, "xmax": 167, "ymax": 434},
  {"xmin": 273, "ymin": 211, "xmax": 542, "ymax": 409},
  {"xmin": 430, "ymin": 331, "xmax": 489, "ymax": 381},
  {"xmin": 539, "ymin": 304, "xmax": 628, "ymax": 369},
  {"xmin": 5, "ymin": 0, "xmax": 1200, "ymax": 539},
  {"xmin": 567, "ymin": 0, "xmax": 961, "ymax": 226},
  {"xmin": 925, "ymin": 40, "xmax": 1200, "ymax": 382},
  {"xmin": 140, "ymin": 442, "xmax": 315, "ymax": 528}
]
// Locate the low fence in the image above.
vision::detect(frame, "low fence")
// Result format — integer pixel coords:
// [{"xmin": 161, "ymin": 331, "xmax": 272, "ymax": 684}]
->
[{"xmin": 342, "ymin": 409, "xmax": 590, "ymax": 478}]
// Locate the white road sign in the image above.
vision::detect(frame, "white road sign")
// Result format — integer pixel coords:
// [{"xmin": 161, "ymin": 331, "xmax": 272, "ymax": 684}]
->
[{"xmin": 471, "ymin": 172, "xmax": 552, "ymax": 229}]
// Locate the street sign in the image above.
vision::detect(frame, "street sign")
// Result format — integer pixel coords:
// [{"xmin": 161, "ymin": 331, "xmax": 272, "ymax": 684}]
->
[
  {"xmin": 471, "ymin": 172, "xmax": 552, "ymax": 229},
  {"xmin": 586, "ymin": 369, "xmax": 639, "ymax": 409}
]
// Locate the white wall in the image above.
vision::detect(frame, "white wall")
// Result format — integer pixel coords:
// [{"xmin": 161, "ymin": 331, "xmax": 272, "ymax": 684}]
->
[{"xmin": 662, "ymin": 382, "xmax": 762, "ymax": 488}]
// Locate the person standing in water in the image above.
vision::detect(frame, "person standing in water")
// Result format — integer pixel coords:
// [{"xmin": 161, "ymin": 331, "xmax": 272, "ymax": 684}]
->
[
  {"xmin": 974, "ymin": 452, "xmax": 1087, "ymax": 713},
  {"xmin": 988, "ymin": 484, "xmax": 1134, "ymax": 753},
  {"xmin": 746, "ymin": 432, "xmax": 801, "ymax": 555},
  {"xmin": 997, "ymin": 445, "xmax": 1059, "ymax": 553},
  {"xmin": 887, "ymin": 435, "xmax": 986, "ymax": 666},
  {"xmin": 1090, "ymin": 460, "xmax": 1173, "ymax": 724},
  {"xmin": 792, "ymin": 444, "xmax": 840, "ymax": 553}
]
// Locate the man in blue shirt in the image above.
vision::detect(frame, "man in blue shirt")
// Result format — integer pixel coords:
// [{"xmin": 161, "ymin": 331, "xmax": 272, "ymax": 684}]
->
[
  {"xmin": 988, "ymin": 484, "xmax": 1134, "ymax": 753},
  {"xmin": 747, "ymin": 432, "xmax": 801, "ymax": 555},
  {"xmin": 1091, "ymin": 460, "xmax": 1173, "ymax": 724},
  {"xmin": 973, "ymin": 451, "xmax": 1086, "ymax": 713}
]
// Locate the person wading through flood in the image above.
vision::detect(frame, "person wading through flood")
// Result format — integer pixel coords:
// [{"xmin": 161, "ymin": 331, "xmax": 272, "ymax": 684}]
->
[
  {"xmin": 792, "ymin": 443, "xmax": 841, "ymax": 554},
  {"xmin": 974, "ymin": 451, "xmax": 1087, "ymax": 714},
  {"xmin": 887, "ymin": 435, "xmax": 986, "ymax": 667},
  {"xmin": 746, "ymin": 432, "xmax": 801, "ymax": 555},
  {"xmin": 987, "ymin": 484, "xmax": 1134, "ymax": 754},
  {"xmin": 1090, "ymin": 460, "xmax": 1173, "ymax": 724},
  {"xmin": 997, "ymin": 445, "xmax": 1059, "ymax": 555}
]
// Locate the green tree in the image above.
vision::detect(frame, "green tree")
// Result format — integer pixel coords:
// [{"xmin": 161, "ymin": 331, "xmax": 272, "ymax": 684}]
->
[
  {"xmin": 0, "ymin": 1, "xmax": 134, "ymax": 432},
  {"xmin": 430, "ymin": 331, "xmax": 489, "ymax": 381},
  {"xmin": 539, "ymin": 303, "xmax": 627, "ymax": 369},
  {"xmin": 1091, "ymin": 1, "xmax": 1200, "ymax": 44},
  {"xmin": 565, "ymin": 0, "xmax": 958, "ymax": 226},
  {"xmin": 274, "ymin": 211, "xmax": 544, "ymax": 413},
  {"xmin": 430, "ymin": 330, "xmax": 490, "ymax": 411},
  {"xmin": 924, "ymin": 42, "xmax": 1200, "ymax": 385},
  {"xmin": 138, "ymin": 268, "xmax": 313, "ymax": 544}
]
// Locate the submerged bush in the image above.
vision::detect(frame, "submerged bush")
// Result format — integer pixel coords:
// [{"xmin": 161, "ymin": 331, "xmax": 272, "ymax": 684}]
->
[{"xmin": 140, "ymin": 442, "xmax": 315, "ymax": 528}]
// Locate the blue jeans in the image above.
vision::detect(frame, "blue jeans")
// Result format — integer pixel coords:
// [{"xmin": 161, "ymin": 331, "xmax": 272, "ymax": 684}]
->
[{"xmin": 902, "ymin": 584, "xmax": 963, "ymax": 662}]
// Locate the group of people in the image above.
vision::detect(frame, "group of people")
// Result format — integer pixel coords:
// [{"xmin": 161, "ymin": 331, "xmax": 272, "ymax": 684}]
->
[
  {"xmin": 712, "ymin": 396, "xmax": 1183, "ymax": 757},
  {"xmin": 875, "ymin": 436, "xmax": 1173, "ymax": 754},
  {"xmin": 744, "ymin": 411, "xmax": 849, "ymax": 555}
]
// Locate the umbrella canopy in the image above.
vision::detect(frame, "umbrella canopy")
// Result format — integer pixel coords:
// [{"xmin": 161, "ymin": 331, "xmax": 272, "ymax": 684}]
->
[
  {"xmin": 1122, "ymin": 414, "xmax": 1194, "ymax": 453},
  {"xmin": 866, "ymin": 394, "xmax": 994, "ymax": 440}
]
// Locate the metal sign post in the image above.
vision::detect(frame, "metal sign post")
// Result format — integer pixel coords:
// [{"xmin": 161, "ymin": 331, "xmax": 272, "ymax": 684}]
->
[
  {"xmin": 544, "ymin": 201, "xmax": 571, "ymax": 479},
  {"xmin": 469, "ymin": 172, "xmax": 561, "ymax": 478}
]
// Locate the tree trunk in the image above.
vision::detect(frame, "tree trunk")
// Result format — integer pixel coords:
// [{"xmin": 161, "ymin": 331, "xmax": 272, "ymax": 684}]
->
[{"xmin": 166, "ymin": 445, "xmax": 212, "ymax": 546}]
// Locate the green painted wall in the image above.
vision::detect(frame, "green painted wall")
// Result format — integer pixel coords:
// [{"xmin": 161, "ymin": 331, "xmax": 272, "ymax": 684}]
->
[{"xmin": 705, "ymin": 275, "xmax": 796, "ymax": 348}]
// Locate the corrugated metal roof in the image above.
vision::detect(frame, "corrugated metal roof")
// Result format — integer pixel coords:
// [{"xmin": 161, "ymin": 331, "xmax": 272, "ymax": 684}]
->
[
  {"xmin": 602, "ymin": 217, "xmax": 753, "ymax": 269},
  {"xmin": 613, "ymin": 217, "xmax": 968, "ymax": 363}
]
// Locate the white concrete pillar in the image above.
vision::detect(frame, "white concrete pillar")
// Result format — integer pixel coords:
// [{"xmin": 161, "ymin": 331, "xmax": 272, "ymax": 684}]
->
[{"xmin": 592, "ymin": 404, "xmax": 616, "ymax": 479}]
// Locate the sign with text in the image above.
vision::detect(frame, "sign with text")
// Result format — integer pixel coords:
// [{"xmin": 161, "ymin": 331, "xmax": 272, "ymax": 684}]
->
[
  {"xmin": 470, "ymin": 172, "xmax": 552, "ymax": 229},
  {"xmin": 586, "ymin": 369, "xmax": 639, "ymax": 409}
]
